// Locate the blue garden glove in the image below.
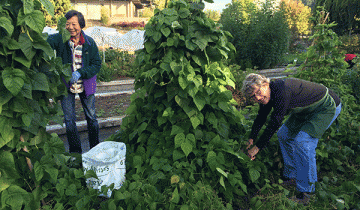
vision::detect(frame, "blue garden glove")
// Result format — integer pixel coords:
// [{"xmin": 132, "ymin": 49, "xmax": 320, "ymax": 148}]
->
[{"xmin": 69, "ymin": 71, "xmax": 81, "ymax": 84}]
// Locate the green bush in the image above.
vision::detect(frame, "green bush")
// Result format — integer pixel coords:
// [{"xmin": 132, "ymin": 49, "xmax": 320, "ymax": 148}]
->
[
  {"xmin": 98, "ymin": 48, "xmax": 138, "ymax": 81},
  {"xmin": 219, "ymin": 0, "xmax": 291, "ymax": 69},
  {"xmin": 101, "ymin": 6, "xmax": 110, "ymax": 26},
  {"xmin": 338, "ymin": 34, "xmax": 360, "ymax": 54}
]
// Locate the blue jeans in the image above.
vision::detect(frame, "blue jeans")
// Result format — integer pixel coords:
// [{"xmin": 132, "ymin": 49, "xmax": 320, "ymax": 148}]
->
[
  {"xmin": 61, "ymin": 91, "xmax": 99, "ymax": 153},
  {"xmin": 277, "ymin": 103, "xmax": 342, "ymax": 193}
]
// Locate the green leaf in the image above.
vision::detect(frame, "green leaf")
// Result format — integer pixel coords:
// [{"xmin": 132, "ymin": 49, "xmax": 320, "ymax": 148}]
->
[
  {"xmin": 7, "ymin": 39, "xmax": 21, "ymax": 50},
  {"xmin": 170, "ymin": 187, "xmax": 180, "ymax": 204},
  {"xmin": 249, "ymin": 168, "xmax": 260, "ymax": 183},
  {"xmin": 85, "ymin": 169, "xmax": 98, "ymax": 180},
  {"xmin": 190, "ymin": 116, "xmax": 200, "ymax": 129},
  {"xmin": 178, "ymin": 8, "xmax": 190, "ymax": 18},
  {"xmin": 170, "ymin": 61, "xmax": 182, "ymax": 76},
  {"xmin": 133, "ymin": 156, "xmax": 143, "ymax": 168},
  {"xmin": 163, "ymin": 107, "xmax": 174, "ymax": 117},
  {"xmin": 39, "ymin": 0, "xmax": 55, "ymax": 17},
  {"xmin": 174, "ymin": 133, "xmax": 185, "ymax": 148},
  {"xmin": 218, "ymin": 101, "xmax": 230, "ymax": 112},
  {"xmin": 2, "ymin": 68, "xmax": 25, "ymax": 96},
  {"xmin": 152, "ymin": 31, "xmax": 162, "ymax": 43},
  {"xmin": 31, "ymin": 72, "xmax": 49, "ymax": 92},
  {"xmin": 185, "ymin": 39, "xmax": 196, "ymax": 51},
  {"xmin": 1, "ymin": 185, "xmax": 29, "ymax": 210},
  {"xmin": 65, "ymin": 184, "xmax": 77, "ymax": 196},
  {"xmin": 57, "ymin": 17, "xmax": 70, "ymax": 43},
  {"xmin": 171, "ymin": 21, "xmax": 182, "ymax": 29},
  {"xmin": 19, "ymin": 33, "xmax": 35, "ymax": 61},
  {"xmin": 45, "ymin": 167, "xmax": 58, "ymax": 182},
  {"xmin": 207, "ymin": 151, "xmax": 216, "ymax": 162},
  {"xmin": 25, "ymin": 10, "xmax": 45, "ymax": 34},
  {"xmin": 33, "ymin": 33, "xmax": 55, "ymax": 57},
  {"xmin": 0, "ymin": 116, "xmax": 14, "ymax": 146},
  {"xmin": 22, "ymin": 113, "xmax": 33, "ymax": 127},
  {"xmin": 161, "ymin": 27, "xmax": 171, "ymax": 37},
  {"xmin": 0, "ymin": 17, "xmax": 14, "ymax": 36},
  {"xmin": 181, "ymin": 140, "xmax": 192, "ymax": 157},
  {"xmin": 178, "ymin": 76, "xmax": 188, "ymax": 90},
  {"xmin": 22, "ymin": 0, "xmax": 34, "ymax": 14},
  {"xmin": 34, "ymin": 161, "xmax": 44, "ymax": 181},
  {"xmin": 193, "ymin": 38, "xmax": 207, "ymax": 51},
  {"xmin": 171, "ymin": 125, "xmax": 184, "ymax": 136},
  {"xmin": 145, "ymin": 42, "xmax": 156, "ymax": 53},
  {"xmin": 14, "ymin": 55, "xmax": 32, "ymax": 68},
  {"xmin": 172, "ymin": 150, "xmax": 184, "ymax": 161},
  {"xmin": 0, "ymin": 89, "xmax": 12, "ymax": 106},
  {"xmin": 220, "ymin": 176, "xmax": 226, "ymax": 189},
  {"xmin": 193, "ymin": 94, "xmax": 206, "ymax": 111},
  {"xmin": 186, "ymin": 133, "xmax": 195, "ymax": 146},
  {"xmin": 216, "ymin": 167, "xmax": 228, "ymax": 178},
  {"xmin": 0, "ymin": 151, "xmax": 19, "ymax": 179}
]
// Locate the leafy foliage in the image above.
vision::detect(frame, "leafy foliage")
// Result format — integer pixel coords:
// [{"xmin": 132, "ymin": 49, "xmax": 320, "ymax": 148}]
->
[
  {"xmin": 204, "ymin": 9, "xmax": 220, "ymax": 22},
  {"xmin": 111, "ymin": 21, "xmax": 146, "ymax": 30},
  {"xmin": 0, "ymin": 0, "xmax": 110, "ymax": 209},
  {"xmin": 106, "ymin": 0, "xmax": 271, "ymax": 208},
  {"xmin": 338, "ymin": 34, "xmax": 360, "ymax": 53},
  {"xmin": 280, "ymin": 0, "xmax": 312, "ymax": 36},
  {"xmin": 219, "ymin": 0, "xmax": 291, "ymax": 69},
  {"xmin": 39, "ymin": 0, "xmax": 71, "ymax": 26},
  {"xmin": 287, "ymin": 8, "xmax": 360, "ymax": 208},
  {"xmin": 101, "ymin": 6, "xmax": 110, "ymax": 26},
  {"xmin": 316, "ymin": 0, "xmax": 360, "ymax": 35},
  {"xmin": 98, "ymin": 49, "xmax": 137, "ymax": 81}
]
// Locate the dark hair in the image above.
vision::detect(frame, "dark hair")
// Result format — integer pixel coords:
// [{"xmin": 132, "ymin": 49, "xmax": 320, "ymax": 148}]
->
[{"xmin": 65, "ymin": 10, "xmax": 86, "ymax": 29}]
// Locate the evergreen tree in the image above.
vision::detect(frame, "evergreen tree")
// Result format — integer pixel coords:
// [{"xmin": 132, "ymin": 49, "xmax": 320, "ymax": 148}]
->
[{"xmin": 316, "ymin": 0, "xmax": 360, "ymax": 35}]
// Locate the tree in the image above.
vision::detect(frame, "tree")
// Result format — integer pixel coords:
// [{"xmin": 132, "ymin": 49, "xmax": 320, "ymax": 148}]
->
[
  {"xmin": 316, "ymin": 0, "xmax": 360, "ymax": 35},
  {"xmin": 140, "ymin": 0, "xmax": 167, "ymax": 18},
  {"xmin": 40, "ymin": 0, "xmax": 71, "ymax": 26},
  {"xmin": 204, "ymin": 9, "xmax": 220, "ymax": 22},
  {"xmin": 280, "ymin": 0, "xmax": 312, "ymax": 37},
  {"xmin": 220, "ymin": 0, "xmax": 290, "ymax": 69}
]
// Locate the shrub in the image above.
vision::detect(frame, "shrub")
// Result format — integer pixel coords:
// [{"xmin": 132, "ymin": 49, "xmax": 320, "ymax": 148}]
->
[
  {"xmin": 101, "ymin": 6, "xmax": 110, "ymax": 26},
  {"xmin": 98, "ymin": 48, "xmax": 138, "ymax": 81},
  {"xmin": 220, "ymin": 0, "xmax": 291, "ymax": 69},
  {"xmin": 111, "ymin": 21, "xmax": 145, "ymax": 30},
  {"xmin": 40, "ymin": 0, "xmax": 71, "ymax": 26},
  {"xmin": 338, "ymin": 34, "xmax": 360, "ymax": 54}
]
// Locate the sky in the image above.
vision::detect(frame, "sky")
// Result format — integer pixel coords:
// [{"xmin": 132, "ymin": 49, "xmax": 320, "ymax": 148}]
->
[{"xmin": 204, "ymin": 0, "xmax": 232, "ymax": 12}]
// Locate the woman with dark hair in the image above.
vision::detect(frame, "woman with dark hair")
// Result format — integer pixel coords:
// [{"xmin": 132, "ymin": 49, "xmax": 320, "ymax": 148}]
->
[
  {"xmin": 47, "ymin": 10, "xmax": 101, "ymax": 155},
  {"xmin": 241, "ymin": 74, "xmax": 341, "ymax": 205}
]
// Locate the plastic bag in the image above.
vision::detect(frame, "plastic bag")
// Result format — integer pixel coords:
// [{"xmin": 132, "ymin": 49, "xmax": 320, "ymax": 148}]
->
[{"xmin": 82, "ymin": 141, "xmax": 126, "ymax": 197}]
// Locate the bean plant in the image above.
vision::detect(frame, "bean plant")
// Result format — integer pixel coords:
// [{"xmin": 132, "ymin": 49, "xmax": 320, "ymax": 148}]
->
[{"xmin": 107, "ymin": 0, "xmax": 273, "ymax": 208}]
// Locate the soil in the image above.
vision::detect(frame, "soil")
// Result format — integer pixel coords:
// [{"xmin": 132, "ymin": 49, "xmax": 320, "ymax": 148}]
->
[{"xmin": 48, "ymin": 93, "xmax": 132, "ymax": 125}]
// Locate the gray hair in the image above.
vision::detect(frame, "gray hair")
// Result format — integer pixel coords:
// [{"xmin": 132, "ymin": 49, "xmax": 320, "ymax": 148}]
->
[{"xmin": 241, "ymin": 73, "xmax": 270, "ymax": 98}]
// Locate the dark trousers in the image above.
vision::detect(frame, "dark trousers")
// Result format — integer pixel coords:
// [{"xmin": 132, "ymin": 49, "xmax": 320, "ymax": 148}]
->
[{"xmin": 61, "ymin": 91, "xmax": 99, "ymax": 153}]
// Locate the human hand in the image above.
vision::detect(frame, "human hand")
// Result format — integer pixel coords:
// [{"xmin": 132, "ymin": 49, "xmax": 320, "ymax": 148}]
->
[
  {"xmin": 69, "ymin": 71, "xmax": 81, "ymax": 84},
  {"xmin": 246, "ymin": 139, "xmax": 258, "ymax": 160},
  {"xmin": 247, "ymin": 145, "xmax": 259, "ymax": 161}
]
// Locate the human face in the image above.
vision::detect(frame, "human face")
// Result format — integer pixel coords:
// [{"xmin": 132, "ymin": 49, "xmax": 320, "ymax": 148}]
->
[
  {"xmin": 250, "ymin": 83, "xmax": 271, "ymax": 105},
  {"xmin": 66, "ymin": 16, "xmax": 81, "ymax": 38}
]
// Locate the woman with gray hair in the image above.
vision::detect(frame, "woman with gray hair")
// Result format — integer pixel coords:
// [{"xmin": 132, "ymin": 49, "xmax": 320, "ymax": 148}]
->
[{"xmin": 241, "ymin": 73, "xmax": 341, "ymax": 204}]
